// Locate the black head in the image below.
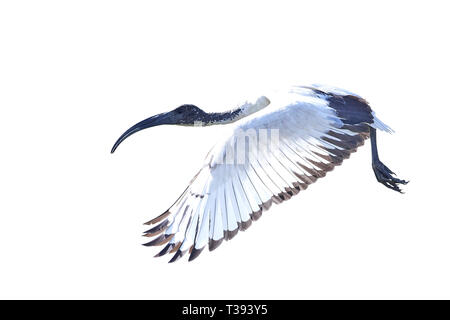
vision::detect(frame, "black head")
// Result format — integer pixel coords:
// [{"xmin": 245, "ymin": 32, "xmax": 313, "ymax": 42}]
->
[
  {"xmin": 171, "ymin": 104, "xmax": 205, "ymax": 125},
  {"xmin": 111, "ymin": 104, "xmax": 205, "ymax": 153}
]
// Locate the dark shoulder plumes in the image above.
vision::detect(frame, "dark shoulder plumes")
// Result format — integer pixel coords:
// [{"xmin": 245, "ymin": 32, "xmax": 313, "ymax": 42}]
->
[{"xmin": 309, "ymin": 87, "xmax": 374, "ymax": 125}]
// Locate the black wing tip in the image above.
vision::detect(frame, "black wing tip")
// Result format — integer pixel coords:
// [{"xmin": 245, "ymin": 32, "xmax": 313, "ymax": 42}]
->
[
  {"xmin": 250, "ymin": 209, "xmax": 263, "ymax": 221},
  {"xmin": 208, "ymin": 238, "xmax": 224, "ymax": 251},
  {"xmin": 188, "ymin": 247, "xmax": 205, "ymax": 262},
  {"xmin": 224, "ymin": 227, "xmax": 239, "ymax": 241},
  {"xmin": 153, "ymin": 243, "xmax": 174, "ymax": 257},
  {"xmin": 143, "ymin": 220, "xmax": 169, "ymax": 236},
  {"xmin": 239, "ymin": 219, "xmax": 252, "ymax": 231},
  {"xmin": 144, "ymin": 210, "xmax": 171, "ymax": 225},
  {"xmin": 142, "ymin": 234, "xmax": 165, "ymax": 246},
  {"xmin": 168, "ymin": 250, "xmax": 185, "ymax": 263},
  {"xmin": 142, "ymin": 233, "xmax": 174, "ymax": 246}
]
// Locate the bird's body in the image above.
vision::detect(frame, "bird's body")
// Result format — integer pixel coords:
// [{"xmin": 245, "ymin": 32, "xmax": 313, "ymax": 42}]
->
[{"xmin": 111, "ymin": 85, "xmax": 407, "ymax": 262}]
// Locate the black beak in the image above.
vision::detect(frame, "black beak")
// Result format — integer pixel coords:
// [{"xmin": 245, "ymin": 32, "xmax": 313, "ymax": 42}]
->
[{"xmin": 111, "ymin": 112, "xmax": 176, "ymax": 153}]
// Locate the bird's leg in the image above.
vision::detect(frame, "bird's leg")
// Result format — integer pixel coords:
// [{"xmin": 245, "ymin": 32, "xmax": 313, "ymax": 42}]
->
[{"xmin": 370, "ymin": 127, "xmax": 408, "ymax": 193}]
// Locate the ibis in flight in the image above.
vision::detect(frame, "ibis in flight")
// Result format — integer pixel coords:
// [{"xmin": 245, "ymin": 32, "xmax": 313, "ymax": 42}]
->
[{"xmin": 111, "ymin": 85, "xmax": 407, "ymax": 262}]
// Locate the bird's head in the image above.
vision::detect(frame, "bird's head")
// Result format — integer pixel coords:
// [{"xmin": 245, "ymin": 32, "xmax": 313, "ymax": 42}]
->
[
  {"xmin": 111, "ymin": 104, "xmax": 205, "ymax": 153},
  {"xmin": 171, "ymin": 104, "xmax": 206, "ymax": 125}
]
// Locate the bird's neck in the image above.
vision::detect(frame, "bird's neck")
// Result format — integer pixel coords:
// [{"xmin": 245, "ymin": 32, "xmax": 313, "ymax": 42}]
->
[{"xmin": 202, "ymin": 96, "xmax": 270, "ymax": 126}]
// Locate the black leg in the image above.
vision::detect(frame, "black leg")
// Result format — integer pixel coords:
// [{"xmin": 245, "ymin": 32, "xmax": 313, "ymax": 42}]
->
[{"xmin": 370, "ymin": 127, "xmax": 408, "ymax": 193}]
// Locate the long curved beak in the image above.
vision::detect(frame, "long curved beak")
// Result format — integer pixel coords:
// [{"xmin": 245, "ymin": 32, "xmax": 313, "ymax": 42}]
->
[{"xmin": 111, "ymin": 112, "xmax": 176, "ymax": 153}]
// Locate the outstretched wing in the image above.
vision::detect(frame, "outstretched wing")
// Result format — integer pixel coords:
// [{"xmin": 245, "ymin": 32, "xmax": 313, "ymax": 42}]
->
[{"xmin": 143, "ymin": 87, "xmax": 388, "ymax": 262}]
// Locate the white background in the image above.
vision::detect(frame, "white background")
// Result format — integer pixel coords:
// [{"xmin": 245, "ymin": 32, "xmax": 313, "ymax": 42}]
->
[{"xmin": 1, "ymin": 0, "xmax": 449, "ymax": 299}]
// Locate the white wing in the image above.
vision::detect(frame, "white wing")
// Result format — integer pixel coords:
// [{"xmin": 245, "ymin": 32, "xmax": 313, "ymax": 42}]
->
[{"xmin": 143, "ymin": 88, "xmax": 374, "ymax": 262}]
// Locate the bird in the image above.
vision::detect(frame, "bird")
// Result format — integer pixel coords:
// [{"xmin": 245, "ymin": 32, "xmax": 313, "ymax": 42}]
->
[{"xmin": 111, "ymin": 84, "xmax": 408, "ymax": 263}]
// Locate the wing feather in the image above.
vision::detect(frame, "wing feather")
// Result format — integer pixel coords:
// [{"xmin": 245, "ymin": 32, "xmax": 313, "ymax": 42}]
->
[{"xmin": 143, "ymin": 86, "xmax": 381, "ymax": 261}]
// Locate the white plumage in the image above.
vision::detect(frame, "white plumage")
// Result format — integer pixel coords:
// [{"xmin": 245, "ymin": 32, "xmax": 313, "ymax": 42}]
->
[{"xmin": 136, "ymin": 85, "xmax": 399, "ymax": 262}]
